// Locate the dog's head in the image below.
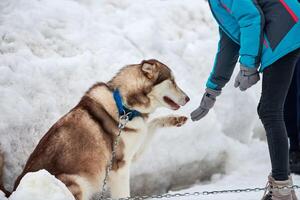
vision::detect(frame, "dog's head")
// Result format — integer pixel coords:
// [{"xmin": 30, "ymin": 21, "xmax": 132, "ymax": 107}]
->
[
  {"xmin": 109, "ymin": 59, "xmax": 189, "ymax": 114},
  {"xmin": 140, "ymin": 59, "xmax": 190, "ymax": 111}
]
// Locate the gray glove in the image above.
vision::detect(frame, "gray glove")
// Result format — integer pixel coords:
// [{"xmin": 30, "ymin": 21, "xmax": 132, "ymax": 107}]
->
[
  {"xmin": 191, "ymin": 88, "xmax": 221, "ymax": 121},
  {"xmin": 234, "ymin": 65, "xmax": 260, "ymax": 91}
]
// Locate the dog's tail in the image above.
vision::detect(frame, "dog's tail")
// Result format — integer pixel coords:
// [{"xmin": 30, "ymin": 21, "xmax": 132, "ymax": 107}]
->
[{"xmin": 0, "ymin": 152, "xmax": 11, "ymax": 197}]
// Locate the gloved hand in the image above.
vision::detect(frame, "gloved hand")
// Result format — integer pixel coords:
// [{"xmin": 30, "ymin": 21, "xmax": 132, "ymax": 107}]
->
[
  {"xmin": 190, "ymin": 88, "xmax": 221, "ymax": 121},
  {"xmin": 234, "ymin": 65, "xmax": 260, "ymax": 91}
]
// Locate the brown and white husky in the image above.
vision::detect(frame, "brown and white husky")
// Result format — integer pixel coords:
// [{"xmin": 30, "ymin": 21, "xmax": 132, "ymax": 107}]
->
[{"xmin": 0, "ymin": 59, "xmax": 190, "ymax": 200}]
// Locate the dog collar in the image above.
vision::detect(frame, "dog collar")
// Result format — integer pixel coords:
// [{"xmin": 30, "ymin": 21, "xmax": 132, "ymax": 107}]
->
[{"xmin": 113, "ymin": 89, "xmax": 141, "ymax": 121}]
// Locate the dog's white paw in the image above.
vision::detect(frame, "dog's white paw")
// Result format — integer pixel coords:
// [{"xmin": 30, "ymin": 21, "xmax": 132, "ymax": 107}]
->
[{"xmin": 168, "ymin": 116, "xmax": 188, "ymax": 127}]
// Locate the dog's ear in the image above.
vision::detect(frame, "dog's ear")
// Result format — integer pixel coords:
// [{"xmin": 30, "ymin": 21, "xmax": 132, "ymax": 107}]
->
[{"xmin": 141, "ymin": 61, "xmax": 157, "ymax": 79}]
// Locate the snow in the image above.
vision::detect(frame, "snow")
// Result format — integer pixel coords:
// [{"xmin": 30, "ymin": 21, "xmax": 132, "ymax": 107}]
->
[
  {"xmin": 3, "ymin": 170, "xmax": 75, "ymax": 200},
  {"xmin": 0, "ymin": 192, "xmax": 5, "ymax": 200},
  {"xmin": 166, "ymin": 139, "xmax": 300, "ymax": 200},
  {"xmin": 0, "ymin": 0, "xmax": 298, "ymax": 199}
]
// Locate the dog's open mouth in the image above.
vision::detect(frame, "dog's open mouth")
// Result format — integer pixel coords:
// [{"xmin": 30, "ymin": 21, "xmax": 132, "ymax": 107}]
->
[{"xmin": 163, "ymin": 96, "xmax": 180, "ymax": 110}]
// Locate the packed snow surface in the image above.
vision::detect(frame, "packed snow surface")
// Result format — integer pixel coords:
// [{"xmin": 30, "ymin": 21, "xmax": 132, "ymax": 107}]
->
[
  {"xmin": 165, "ymin": 140, "xmax": 300, "ymax": 200},
  {"xmin": 0, "ymin": 0, "xmax": 298, "ymax": 199}
]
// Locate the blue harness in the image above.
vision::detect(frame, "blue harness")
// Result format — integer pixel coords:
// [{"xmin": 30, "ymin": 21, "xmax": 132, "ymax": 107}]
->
[{"xmin": 113, "ymin": 89, "xmax": 141, "ymax": 121}]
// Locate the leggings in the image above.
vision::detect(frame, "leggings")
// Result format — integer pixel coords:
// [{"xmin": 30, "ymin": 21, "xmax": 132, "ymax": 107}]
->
[
  {"xmin": 258, "ymin": 48, "xmax": 300, "ymax": 181},
  {"xmin": 284, "ymin": 59, "xmax": 300, "ymax": 152}
]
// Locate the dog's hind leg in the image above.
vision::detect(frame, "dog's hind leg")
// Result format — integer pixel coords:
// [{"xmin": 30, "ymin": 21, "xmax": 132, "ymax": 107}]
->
[
  {"xmin": 108, "ymin": 164, "xmax": 130, "ymax": 199},
  {"xmin": 133, "ymin": 115, "xmax": 188, "ymax": 161},
  {"xmin": 57, "ymin": 174, "xmax": 83, "ymax": 200}
]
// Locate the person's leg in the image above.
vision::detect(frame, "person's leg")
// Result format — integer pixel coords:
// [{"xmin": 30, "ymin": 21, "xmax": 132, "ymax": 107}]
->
[
  {"xmin": 285, "ymin": 58, "xmax": 300, "ymax": 175},
  {"xmin": 258, "ymin": 49, "xmax": 300, "ymax": 181},
  {"xmin": 297, "ymin": 60, "xmax": 300, "ymax": 141},
  {"xmin": 284, "ymin": 67, "xmax": 299, "ymax": 152}
]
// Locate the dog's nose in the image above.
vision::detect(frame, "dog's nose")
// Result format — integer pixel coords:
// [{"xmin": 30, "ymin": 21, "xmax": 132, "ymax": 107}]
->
[{"xmin": 185, "ymin": 96, "xmax": 190, "ymax": 103}]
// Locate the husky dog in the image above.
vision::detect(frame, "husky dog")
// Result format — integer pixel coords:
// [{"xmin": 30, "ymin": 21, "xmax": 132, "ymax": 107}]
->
[
  {"xmin": 0, "ymin": 152, "xmax": 5, "ymax": 196},
  {"xmin": 0, "ymin": 59, "xmax": 190, "ymax": 200}
]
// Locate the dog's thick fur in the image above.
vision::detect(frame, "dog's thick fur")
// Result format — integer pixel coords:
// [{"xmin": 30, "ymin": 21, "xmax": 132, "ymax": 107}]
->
[
  {"xmin": 0, "ymin": 152, "xmax": 8, "ymax": 197},
  {"xmin": 0, "ymin": 59, "xmax": 189, "ymax": 200}
]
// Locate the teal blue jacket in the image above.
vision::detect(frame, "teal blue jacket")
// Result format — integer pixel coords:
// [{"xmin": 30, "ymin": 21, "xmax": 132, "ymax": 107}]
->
[{"xmin": 206, "ymin": 0, "xmax": 300, "ymax": 90}]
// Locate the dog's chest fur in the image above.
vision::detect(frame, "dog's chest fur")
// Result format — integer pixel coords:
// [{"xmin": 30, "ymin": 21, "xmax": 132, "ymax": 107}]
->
[
  {"xmin": 120, "ymin": 118, "xmax": 148, "ymax": 161},
  {"xmin": 86, "ymin": 84, "xmax": 148, "ymax": 165}
]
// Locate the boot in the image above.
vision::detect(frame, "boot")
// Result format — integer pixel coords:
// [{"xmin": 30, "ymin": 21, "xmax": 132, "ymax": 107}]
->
[
  {"xmin": 262, "ymin": 175, "xmax": 298, "ymax": 200},
  {"xmin": 290, "ymin": 151, "xmax": 300, "ymax": 174}
]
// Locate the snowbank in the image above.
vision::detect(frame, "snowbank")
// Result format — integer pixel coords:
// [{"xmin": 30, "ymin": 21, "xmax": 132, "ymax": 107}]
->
[
  {"xmin": 0, "ymin": 191, "xmax": 5, "ymax": 200},
  {"xmin": 0, "ymin": 170, "xmax": 74, "ymax": 200},
  {"xmin": 0, "ymin": 0, "xmax": 262, "ymax": 196}
]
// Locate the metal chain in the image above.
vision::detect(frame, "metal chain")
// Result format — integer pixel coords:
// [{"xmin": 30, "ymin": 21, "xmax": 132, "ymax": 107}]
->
[
  {"xmin": 98, "ymin": 113, "xmax": 300, "ymax": 200},
  {"xmin": 99, "ymin": 112, "xmax": 130, "ymax": 200},
  {"xmin": 101, "ymin": 185, "xmax": 300, "ymax": 200}
]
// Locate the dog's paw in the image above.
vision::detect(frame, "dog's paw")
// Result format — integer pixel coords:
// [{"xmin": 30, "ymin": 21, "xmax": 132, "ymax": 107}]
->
[{"xmin": 169, "ymin": 116, "xmax": 188, "ymax": 127}]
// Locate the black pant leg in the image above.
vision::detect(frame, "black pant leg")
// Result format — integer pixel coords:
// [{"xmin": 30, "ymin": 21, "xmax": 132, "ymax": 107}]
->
[
  {"xmin": 297, "ymin": 61, "xmax": 300, "ymax": 138},
  {"xmin": 284, "ymin": 63, "xmax": 299, "ymax": 152},
  {"xmin": 258, "ymin": 49, "xmax": 300, "ymax": 181}
]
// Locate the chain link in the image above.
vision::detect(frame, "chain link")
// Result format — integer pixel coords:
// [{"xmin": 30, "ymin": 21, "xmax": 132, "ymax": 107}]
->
[
  {"xmin": 100, "ymin": 185, "xmax": 300, "ymax": 200},
  {"xmin": 98, "ymin": 113, "xmax": 300, "ymax": 200},
  {"xmin": 99, "ymin": 112, "xmax": 130, "ymax": 200}
]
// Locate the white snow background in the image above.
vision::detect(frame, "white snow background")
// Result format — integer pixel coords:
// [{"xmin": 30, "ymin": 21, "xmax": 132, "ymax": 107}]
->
[{"xmin": 0, "ymin": 0, "xmax": 299, "ymax": 199}]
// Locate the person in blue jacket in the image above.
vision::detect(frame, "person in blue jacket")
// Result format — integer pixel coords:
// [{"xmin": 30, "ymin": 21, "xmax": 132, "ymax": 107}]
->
[
  {"xmin": 285, "ymin": 59, "xmax": 300, "ymax": 175},
  {"xmin": 191, "ymin": 1, "xmax": 300, "ymax": 199}
]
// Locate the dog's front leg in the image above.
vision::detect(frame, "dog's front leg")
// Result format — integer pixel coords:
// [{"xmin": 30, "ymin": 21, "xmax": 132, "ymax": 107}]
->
[
  {"xmin": 108, "ymin": 163, "xmax": 130, "ymax": 199},
  {"xmin": 133, "ymin": 115, "xmax": 188, "ymax": 161},
  {"xmin": 148, "ymin": 115, "xmax": 188, "ymax": 129}
]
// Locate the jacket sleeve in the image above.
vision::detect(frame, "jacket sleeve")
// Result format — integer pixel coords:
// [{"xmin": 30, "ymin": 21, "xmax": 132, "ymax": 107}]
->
[
  {"xmin": 206, "ymin": 28, "xmax": 240, "ymax": 90},
  {"xmin": 231, "ymin": 0, "xmax": 265, "ymax": 68}
]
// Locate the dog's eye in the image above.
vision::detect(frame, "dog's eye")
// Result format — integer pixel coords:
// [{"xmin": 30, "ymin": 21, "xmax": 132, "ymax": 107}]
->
[
  {"xmin": 171, "ymin": 78, "xmax": 176, "ymax": 84},
  {"xmin": 155, "ymin": 74, "xmax": 165, "ymax": 85}
]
